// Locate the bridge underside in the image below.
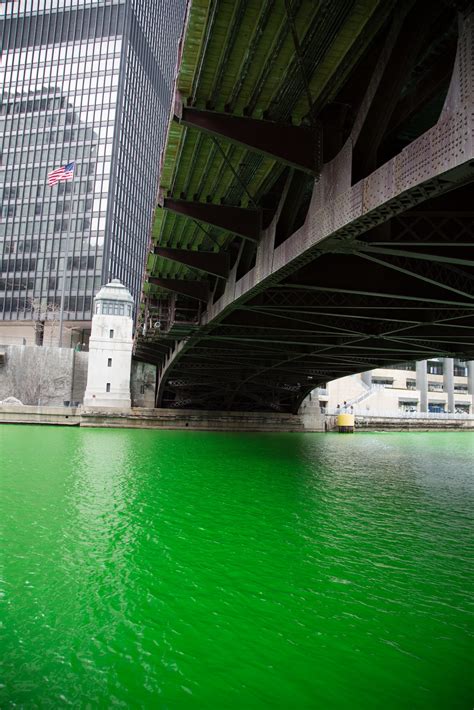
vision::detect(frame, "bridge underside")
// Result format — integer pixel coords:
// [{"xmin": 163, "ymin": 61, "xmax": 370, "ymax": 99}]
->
[{"xmin": 136, "ymin": 1, "xmax": 474, "ymax": 413}]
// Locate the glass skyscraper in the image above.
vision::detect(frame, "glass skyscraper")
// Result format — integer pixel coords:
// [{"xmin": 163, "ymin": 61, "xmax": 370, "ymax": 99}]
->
[{"xmin": 0, "ymin": 0, "xmax": 186, "ymax": 344}]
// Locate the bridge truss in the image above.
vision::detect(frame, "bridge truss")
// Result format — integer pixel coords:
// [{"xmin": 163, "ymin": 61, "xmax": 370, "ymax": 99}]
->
[{"xmin": 136, "ymin": 0, "xmax": 474, "ymax": 412}]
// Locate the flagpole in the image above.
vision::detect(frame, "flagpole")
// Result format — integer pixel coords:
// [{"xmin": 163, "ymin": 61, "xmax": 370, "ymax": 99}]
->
[
  {"xmin": 54, "ymin": 162, "xmax": 75, "ymax": 348},
  {"xmin": 58, "ymin": 213, "xmax": 72, "ymax": 348}
]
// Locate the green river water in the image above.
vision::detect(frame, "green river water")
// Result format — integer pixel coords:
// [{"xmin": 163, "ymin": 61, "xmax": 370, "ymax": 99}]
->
[{"xmin": 0, "ymin": 426, "xmax": 473, "ymax": 709}]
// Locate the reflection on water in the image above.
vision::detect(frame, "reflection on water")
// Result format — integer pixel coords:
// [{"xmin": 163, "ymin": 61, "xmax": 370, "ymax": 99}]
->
[{"xmin": 1, "ymin": 427, "xmax": 473, "ymax": 709}]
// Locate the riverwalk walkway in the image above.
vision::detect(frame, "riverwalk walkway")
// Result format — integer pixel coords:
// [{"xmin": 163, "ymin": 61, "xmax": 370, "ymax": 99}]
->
[{"xmin": 1, "ymin": 404, "xmax": 474, "ymax": 432}]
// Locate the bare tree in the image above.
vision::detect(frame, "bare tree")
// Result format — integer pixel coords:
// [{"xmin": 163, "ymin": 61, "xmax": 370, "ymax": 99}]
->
[
  {"xmin": 28, "ymin": 297, "xmax": 47, "ymax": 345},
  {"xmin": 45, "ymin": 302, "xmax": 61, "ymax": 346},
  {"xmin": 28, "ymin": 298, "xmax": 61, "ymax": 346},
  {"xmin": 28, "ymin": 297, "xmax": 48, "ymax": 321},
  {"xmin": 1, "ymin": 347, "xmax": 71, "ymax": 405}
]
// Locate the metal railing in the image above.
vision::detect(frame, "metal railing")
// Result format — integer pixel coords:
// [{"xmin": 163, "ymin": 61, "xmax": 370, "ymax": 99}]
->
[
  {"xmin": 327, "ymin": 409, "xmax": 474, "ymax": 419},
  {"xmin": 346, "ymin": 383, "xmax": 385, "ymax": 406}
]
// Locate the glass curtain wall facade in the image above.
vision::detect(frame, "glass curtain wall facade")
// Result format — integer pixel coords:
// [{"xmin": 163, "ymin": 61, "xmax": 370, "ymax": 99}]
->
[
  {"xmin": 108, "ymin": 0, "xmax": 187, "ymax": 304},
  {"xmin": 0, "ymin": 0, "xmax": 186, "ymax": 337}
]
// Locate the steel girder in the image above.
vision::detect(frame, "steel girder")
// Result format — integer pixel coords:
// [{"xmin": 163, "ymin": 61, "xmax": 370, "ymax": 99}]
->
[
  {"xmin": 153, "ymin": 246, "xmax": 230, "ymax": 279},
  {"xmin": 162, "ymin": 198, "xmax": 261, "ymax": 242},
  {"xmin": 176, "ymin": 106, "xmax": 322, "ymax": 175}
]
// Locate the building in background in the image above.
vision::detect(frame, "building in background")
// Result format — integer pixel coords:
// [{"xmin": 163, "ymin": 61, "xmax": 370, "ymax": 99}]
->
[
  {"xmin": 322, "ymin": 358, "xmax": 474, "ymax": 415},
  {"xmin": 0, "ymin": 0, "xmax": 187, "ymax": 346}
]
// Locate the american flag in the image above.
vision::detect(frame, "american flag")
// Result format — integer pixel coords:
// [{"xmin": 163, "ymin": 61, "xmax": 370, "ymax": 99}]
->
[{"xmin": 48, "ymin": 161, "xmax": 75, "ymax": 186}]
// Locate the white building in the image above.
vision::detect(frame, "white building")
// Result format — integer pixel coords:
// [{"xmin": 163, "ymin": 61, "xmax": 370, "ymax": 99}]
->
[
  {"xmin": 321, "ymin": 358, "xmax": 474, "ymax": 415},
  {"xmin": 83, "ymin": 280, "xmax": 134, "ymax": 409}
]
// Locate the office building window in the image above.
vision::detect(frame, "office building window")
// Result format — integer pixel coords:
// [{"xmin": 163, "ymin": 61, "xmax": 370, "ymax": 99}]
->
[{"xmin": 372, "ymin": 378, "xmax": 394, "ymax": 387}]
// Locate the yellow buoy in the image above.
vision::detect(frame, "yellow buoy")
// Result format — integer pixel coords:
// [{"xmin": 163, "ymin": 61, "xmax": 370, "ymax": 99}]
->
[{"xmin": 337, "ymin": 413, "xmax": 354, "ymax": 433}]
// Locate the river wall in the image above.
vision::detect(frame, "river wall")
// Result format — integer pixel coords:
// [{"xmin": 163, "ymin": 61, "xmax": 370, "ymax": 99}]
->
[
  {"xmin": 0, "ymin": 344, "xmax": 155, "ymax": 407},
  {"xmin": 0, "ymin": 404, "xmax": 325, "ymax": 432},
  {"xmin": 80, "ymin": 407, "xmax": 319, "ymax": 431},
  {"xmin": 326, "ymin": 414, "xmax": 474, "ymax": 431},
  {"xmin": 0, "ymin": 404, "xmax": 82, "ymax": 426},
  {"xmin": 2, "ymin": 403, "xmax": 472, "ymax": 432},
  {"xmin": 0, "ymin": 344, "xmax": 88, "ymax": 406}
]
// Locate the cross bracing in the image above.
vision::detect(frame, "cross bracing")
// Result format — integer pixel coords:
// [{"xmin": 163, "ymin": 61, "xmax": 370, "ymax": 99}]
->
[{"xmin": 136, "ymin": 0, "xmax": 474, "ymax": 412}]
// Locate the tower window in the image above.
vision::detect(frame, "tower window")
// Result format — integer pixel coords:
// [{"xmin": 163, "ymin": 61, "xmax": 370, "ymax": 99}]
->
[
  {"xmin": 109, "ymin": 329, "xmax": 114, "ymax": 338},
  {"xmin": 106, "ymin": 383, "xmax": 111, "ymax": 393},
  {"xmin": 101, "ymin": 300, "xmax": 124, "ymax": 315},
  {"xmin": 107, "ymin": 358, "xmax": 112, "ymax": 367}
]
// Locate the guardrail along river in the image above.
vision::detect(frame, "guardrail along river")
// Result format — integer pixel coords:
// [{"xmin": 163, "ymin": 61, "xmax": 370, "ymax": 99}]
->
[{"xmin": 1, "ymin": 427, "xmax": 472, "ymax": 708}]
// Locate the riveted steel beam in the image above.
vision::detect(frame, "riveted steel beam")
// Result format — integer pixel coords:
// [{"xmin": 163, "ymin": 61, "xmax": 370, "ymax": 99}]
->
[
  {"xmin": 352, "ymin": 1, "xmax": 445, "ymax": 180},
  {"xmin": 178, "ymin": 107, "xmax": 321, "ymax": 175},
  {"xmin": 163, "ymin": 198, "xmax": 261, "ymax": 242},
  {"xmin": 153, "ymin": 246, "xmax": 229, "ymax": 279},
  {"xmin": 148, "ymin": 277, "xmax": 210, "ymax": 302}
]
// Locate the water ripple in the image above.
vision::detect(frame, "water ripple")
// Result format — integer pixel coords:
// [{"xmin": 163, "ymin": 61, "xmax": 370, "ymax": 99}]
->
[{"xmin": 0, "ymin": 428, "xmax": 473, "ymax": 708}]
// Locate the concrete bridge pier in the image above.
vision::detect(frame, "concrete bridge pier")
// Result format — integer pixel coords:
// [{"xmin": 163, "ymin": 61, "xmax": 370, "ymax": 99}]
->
[
  {"xmin": 468, "ymin": 362, "xmax": 474, "ymax": 401},
  {"xmin": 416, "ymin": 361, "xmax": 428, "ymax": 413},
  {"xmin": 443, "ymin": 358, "xmax": 455, "ymax": 413}
]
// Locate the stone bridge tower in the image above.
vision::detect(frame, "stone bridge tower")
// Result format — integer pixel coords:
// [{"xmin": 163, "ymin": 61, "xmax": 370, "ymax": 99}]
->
[{"xmin": 84, "ymin": 280, "xmax": 134, "ymax": 409}]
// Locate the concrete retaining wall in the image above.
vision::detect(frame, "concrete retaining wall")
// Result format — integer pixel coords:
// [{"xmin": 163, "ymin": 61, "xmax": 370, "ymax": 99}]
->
[
  {"xmin": 0, "ymin": 404, "xmax": 323, "ymax": 432},
  {"xmin": 80, "ymin": 407, "xmax": 318, "ymax": 432},
  {"xmin": 0, "ymin": 345, "xmax": 79, "ymax": 406},
  {"xmin": 0, "ymin": 404, "xmax": 81, "ymax": 425},
  {"xmin": 70, "ymin": 352, "xmax": 89, "ymax": 404},
  {"xmin": 2, "ymin": 404, "xmax": 472, "ymax": 432},
  {"xmin": 326, "ymin": 414, "xmax": 474, "ymax": 431},
  {"xmin": 299, "ymin": 396, "xmax": 325, "ymax": 431},
  {"xmin": 355, "ymin": 415, "xmax": 474, "ymax": 431},
  {"xmin": 130, "ymin": 362, "xmax": 156, "ymax": 408},
  {"xmin": 0, "ymin": 345, "xmax": 154, "ymax": 408}
]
